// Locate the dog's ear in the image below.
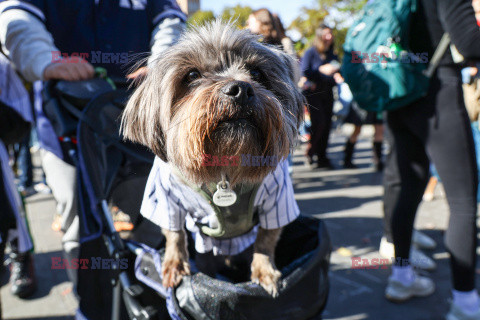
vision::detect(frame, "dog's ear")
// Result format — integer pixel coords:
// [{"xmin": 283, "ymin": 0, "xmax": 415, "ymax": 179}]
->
[{"xmin": 121, "ymin": 75, "xmax": 168, "ymax": 161}]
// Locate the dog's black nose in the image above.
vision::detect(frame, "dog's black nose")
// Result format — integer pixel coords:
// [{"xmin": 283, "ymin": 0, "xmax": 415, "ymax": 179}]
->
[{"xmin": 221, "ymin": 81, "xmax": 255, "ymax": 105}]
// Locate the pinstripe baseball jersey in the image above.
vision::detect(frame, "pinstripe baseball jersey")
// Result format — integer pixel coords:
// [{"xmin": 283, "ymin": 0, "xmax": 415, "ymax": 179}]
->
[{"xmin": 141, "ymin": 157, "xmax": 300, "ymax": 256}]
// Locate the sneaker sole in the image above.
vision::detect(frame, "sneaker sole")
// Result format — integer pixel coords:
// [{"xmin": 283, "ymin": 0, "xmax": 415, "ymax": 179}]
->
[
  {"xmin": 445, "ymin": 312, "xmax": 464, "ymax": 320},
  {"xmin": 411, "ymin": 262, "xmax": 437, "ymax": 271},
  {"xmin": 413, "ymin": 241, "xmax": 436, "ymax": 251},
  {"xmin": 445, "ymin": 314, "xmax": 457, "ymax": 320},
  {"xmin": 385, "ymin": 285, "xmax": 435, "ymax": 303}
]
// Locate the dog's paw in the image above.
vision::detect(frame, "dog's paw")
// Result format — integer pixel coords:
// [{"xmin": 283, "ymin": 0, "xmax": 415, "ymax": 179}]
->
[
  {"xmin": 251, "ymin": 254, "xmax": 282, "ymax": 297},
  {"xmin": 162, "ymin": 258, "xmax": 190, "ymax": 288}
]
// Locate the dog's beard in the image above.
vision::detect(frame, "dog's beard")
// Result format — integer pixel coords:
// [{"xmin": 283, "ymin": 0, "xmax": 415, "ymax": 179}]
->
[{"xmin": 166, "ymin": 80, "xmax": 292, "ymax": 186}]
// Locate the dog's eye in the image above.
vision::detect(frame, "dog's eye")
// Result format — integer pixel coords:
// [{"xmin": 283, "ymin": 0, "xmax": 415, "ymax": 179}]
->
[
  {"xmin": 249, "ymin": 69, "xmax": 262, "ymax": 81},
  {"xmin": 185, "ymin": 70, "xmax": 201, "ymax": 83}
]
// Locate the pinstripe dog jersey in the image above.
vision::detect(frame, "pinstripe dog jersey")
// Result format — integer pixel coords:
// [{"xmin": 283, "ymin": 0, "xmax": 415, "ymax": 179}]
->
[{"xmin": 140, "ymin": 157, "xmax": 300, "ymax": 256}]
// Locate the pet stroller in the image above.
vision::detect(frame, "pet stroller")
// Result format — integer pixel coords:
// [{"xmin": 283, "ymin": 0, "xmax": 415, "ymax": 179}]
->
[{"xmin": 43, "ymin": 76, "xmax": 332, "ymax": 320}]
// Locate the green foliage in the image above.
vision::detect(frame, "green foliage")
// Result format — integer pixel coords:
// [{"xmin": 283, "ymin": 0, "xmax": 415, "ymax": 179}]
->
[
  {"xmin": 220, "ymin": 5, "xmax": 252, "ymax": 28},
  {"xmin": 289, "ymin": 0, "xmax": 367, "ymax": 57},
  {"xmin": 187, "ymin": 10, "xmax": 215, "ymax": 27},
  {"xmin": 186, "ymin": 5, "xmax": 252, "ymax": 29},
  {"xmin": 337, "ymin": 0, "xmax": 368, "ymax": 14},
  {"xmin": 290, "ymin": 7, "xmax": 329, "ymax": 44},
  {"xmin": 333, "ymin": 27, "xmax": 348, "ymax": 58}
]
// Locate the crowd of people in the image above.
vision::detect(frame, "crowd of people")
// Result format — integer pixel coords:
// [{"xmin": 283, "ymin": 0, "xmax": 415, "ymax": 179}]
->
[{"xmin": 1, "ymin": 0, "xmax": 480, "ymax": 320}]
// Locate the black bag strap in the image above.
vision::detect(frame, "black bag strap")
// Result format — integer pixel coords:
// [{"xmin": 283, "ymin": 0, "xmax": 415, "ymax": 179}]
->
[{"xmin": 424, "ymin": 33, "xmax": 451, "ymax": 78}]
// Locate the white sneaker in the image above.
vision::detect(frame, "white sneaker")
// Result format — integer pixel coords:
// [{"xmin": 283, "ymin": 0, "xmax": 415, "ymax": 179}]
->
[
  {"xmin": 379, "ymin": 237, "xmax": 436, "ymax": 271},
  {"xmin": 34, "ymin": 182, "xmax": 51, "ymax": 194},
  {"xmin": 385, "ymin": 275, "xmax": 435, "ymax": 302},
  {"xmin": 412, "ymin": 230, "xmax": 436, "ymax": 250},
  {"xmin": 379, "ymin": 237, "xmax": 395, "ymax": 258},
  {"xmin": 410, "ymin": 247, "xmax": 437, "ymax": 271},
  {"xmin": 423, "ymin": 192, "xmax": 434, "ymax": 202},
  {"xmin": 447, "ymin": 303, "xmax": 480, "ymax": 320}
]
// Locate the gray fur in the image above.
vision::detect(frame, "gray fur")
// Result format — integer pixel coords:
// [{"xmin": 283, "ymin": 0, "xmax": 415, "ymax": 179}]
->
[{"xmin": 121, "ymin": 21, "xmax": 304, "ymax": 186}]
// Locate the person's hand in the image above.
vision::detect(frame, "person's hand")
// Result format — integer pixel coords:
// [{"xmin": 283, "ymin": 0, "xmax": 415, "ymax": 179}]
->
[
  {"xmin": 299, "ymin": 77, "xmax": 316, "ymax": 91},
  {"xmin": 470, "ymin": 67, "xmax": 478, "ymax": 77},
  {"xmin": 43, "ymin": 58, "xmax": 95, "ymax": 81},
  {"xmin": 319, "ymin": 63, "xmax": 339, "ymax": 76},
  {"xmin": 298, "ymin": 76, "xmax": 308, "ymax": 88},
  {"xmin": 333, "ymin": 72, "xmax": 344, "ymax": 84},
  {"xmin": 126, "ymin": 67, "xmax": 148, "ymax": 80}
]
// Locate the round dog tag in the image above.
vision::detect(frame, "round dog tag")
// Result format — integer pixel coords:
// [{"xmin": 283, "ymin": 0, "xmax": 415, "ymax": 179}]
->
[{"xmin": 212, "ymin": 181, "xmax": 237, "ymax": 207}]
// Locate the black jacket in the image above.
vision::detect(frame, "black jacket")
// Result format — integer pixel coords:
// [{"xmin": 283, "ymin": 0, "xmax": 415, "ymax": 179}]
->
[
  {"xmin": 411, "ymin": 0, "xmax": 480, "ymax": 67},
  {"xmin": 0, "ymin": 100, "xmax": 30, "ymax": 145}
]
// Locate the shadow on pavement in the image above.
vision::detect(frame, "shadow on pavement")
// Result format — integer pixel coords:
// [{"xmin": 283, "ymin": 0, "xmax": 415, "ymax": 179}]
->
[{"xmin": 310, "ymin": 215, "xmax": 451, "ymax": 320}]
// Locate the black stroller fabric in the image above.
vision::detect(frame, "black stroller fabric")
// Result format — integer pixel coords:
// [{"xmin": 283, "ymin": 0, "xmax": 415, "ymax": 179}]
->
[
  {"xmin": 76, "ymin": 89, "xmax": 153, "ymax": 241},
  {"xmin": 136, "ymin": 216, "xmax": 330, "ymax": 320},
  {"xmin": 73, "ymin": 90, "xmax": 331, "ymax": 320},
  {"xmin": 42, "ymin": 79, "xmax": 115, "ymax": 137}
]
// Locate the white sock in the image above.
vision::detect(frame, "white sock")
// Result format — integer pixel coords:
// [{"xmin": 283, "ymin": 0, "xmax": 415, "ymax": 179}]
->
[
  {"xmin": 391, "ymin": 265, "xmax": 415, "ymax": 285},
  {"xmin": 452, "ymin": 289, "xmax": 480, "ymax": 315}
]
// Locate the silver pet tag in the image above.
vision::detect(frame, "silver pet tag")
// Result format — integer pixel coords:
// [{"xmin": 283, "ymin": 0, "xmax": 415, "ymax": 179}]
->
[{"xmin": 212, "ymin": 181, "xmax": 237, "ymax": 207}]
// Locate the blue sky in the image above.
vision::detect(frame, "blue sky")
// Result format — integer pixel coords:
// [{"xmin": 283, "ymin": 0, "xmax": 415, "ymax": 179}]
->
[{"xmin": 201, "ymin": 0, "xmax": 315, "ymax": 27}]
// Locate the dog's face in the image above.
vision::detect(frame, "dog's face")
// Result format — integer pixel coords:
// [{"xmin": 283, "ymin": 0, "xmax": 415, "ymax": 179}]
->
[{"xmin": 122, "ymin": 21, "xmax": 304, "ymax": 185}]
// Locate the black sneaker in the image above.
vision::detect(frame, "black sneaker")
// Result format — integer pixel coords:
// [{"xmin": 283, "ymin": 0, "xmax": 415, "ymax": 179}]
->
[
  {"xmin": 316, "ymin": 158, "xmax": 334, "ymax": 170},
  {"xmin": 343, "ymin": 161, "xmax": 358, "ymax": 169},
  {"xmin": 376, "ymin": 161, "xmax": 384, "ymax": 172},
  {"xmin": 9, "ymin": 251, "xmax": 37, "ymax": 298}
]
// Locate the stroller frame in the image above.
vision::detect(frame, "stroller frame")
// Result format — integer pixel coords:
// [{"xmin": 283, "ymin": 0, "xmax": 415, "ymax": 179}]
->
[
  {"xmin": 43, "ymin": 78, "xmax": 159, "ymax": 319},
  {"xmin": 71, "ymin": 89, "xmax": 161, "ymax": 320}
]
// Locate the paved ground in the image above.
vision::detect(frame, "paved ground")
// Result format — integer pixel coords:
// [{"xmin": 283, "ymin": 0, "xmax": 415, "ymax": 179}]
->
[{"xmin": 1, "ymin": 124, "xmax": 472, "ymax": 320}]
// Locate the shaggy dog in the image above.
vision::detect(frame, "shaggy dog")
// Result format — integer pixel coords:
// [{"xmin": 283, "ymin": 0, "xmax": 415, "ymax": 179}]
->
[{"xmin": 122, "ymin": 21, "xmax": 304, "ymax": 296}]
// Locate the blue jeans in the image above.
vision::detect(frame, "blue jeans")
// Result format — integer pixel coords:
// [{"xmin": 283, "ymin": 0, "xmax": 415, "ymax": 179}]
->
[
  {"xmin": 16, "ymin": 132, "xmax": 33, "ymax": 189},
  {"xmin": 471, "ymin": 122, "xmax": 480, "ymax": 202}
]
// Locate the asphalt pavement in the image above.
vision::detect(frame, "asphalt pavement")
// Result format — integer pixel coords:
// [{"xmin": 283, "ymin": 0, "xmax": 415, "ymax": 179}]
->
[{"xmin": 1, "ymin": 124, "xmax": 470, "ymax": 320}]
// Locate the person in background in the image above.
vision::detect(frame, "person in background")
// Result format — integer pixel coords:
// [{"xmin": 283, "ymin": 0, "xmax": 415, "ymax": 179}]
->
[
  {"xmin": 0, "ymin": 0, "xmax": 186, "ymax": 288},
  {"xmin": 342, "ymin": 111, "xmax": 384, "ymax": 170},
  {"xmin": 14, "ymin": 130, "xmax": 34, "ymax": 196},
  {"xmin": 473, "ymin": 0, "xmax": 480, "ymax": 24},
  {"xmin": 247, "ymin": 8, "xmax": 300, "ymax": 175},
  {"xmin": 335, "ymin": 73, "xmax": 384, "ymax": 170},
  {"xmin": 461, "ymin": 44, "xmax": 480, "ymax": 204},
  {"xmin": 301, "ymin": 23, "xmax": 339, "ymax": 170},
  {"xmin": 0, "ymin": 54, "xmax": 36, "ymax": 298},
  {"xmin": 422, "ymin": 165, "xmax": 440, "ymax": 202},
  {"xmin": 272, "ymin": 13, "xmax": 296, "ymax": 57},
  {"xmin": 246, "ymin": 8, "xmax": 283, "ymax": 47},
  {"xmin": 382, "ymin": 1, "xmax": 480, "ymax": 319}
]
